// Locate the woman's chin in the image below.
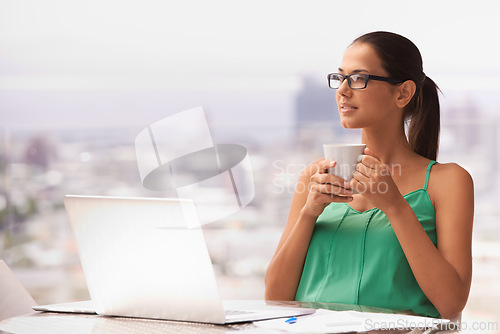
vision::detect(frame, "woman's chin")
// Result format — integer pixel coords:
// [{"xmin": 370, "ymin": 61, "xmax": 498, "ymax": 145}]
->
[{"xmin": 340, "ymin": 121, "xmax": 361, "ymax": 129}]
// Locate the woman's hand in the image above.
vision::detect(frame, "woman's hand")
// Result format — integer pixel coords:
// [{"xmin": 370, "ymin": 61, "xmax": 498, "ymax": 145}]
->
[
  {"xmin": 350, "ymin": 148, "xmax": 403, "ymax": 213},
  {"xmin": 266, "ymin": 158, "xmax": 352, "ymax": 300},
  {"xmin": 302, "ymin": 159, "xmax": 354, "ymax": 217}
]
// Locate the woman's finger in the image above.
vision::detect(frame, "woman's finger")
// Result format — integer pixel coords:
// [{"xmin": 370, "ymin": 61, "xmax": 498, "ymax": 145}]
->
[
  {"xmin": 358, "ymin": 154, "xmax": 380, "ymax": 169},
  {"xmin": 311, "ymin": 188, "xmax": 353, "ymax": 203},
  {"xmin": 312, "ymin": 172, "xmax": 351, "ymax": 189},
  {"xmin": 364, "ymin": 147, "xmax": 380, "ymax": 161},
  {"xmin": 316, "ymin": 159, "xmax": 335, "ymax": 174},
  {"xmin": 314, "ymin": 182, "xmax": 354, "ymax": 196},
  {"xmin": 351, "ymin": 169, "xmax": 369, "ymax": 193},
  {"xmin": 355, "ymin": 162, "xmax": 372, "ymax": 178}
]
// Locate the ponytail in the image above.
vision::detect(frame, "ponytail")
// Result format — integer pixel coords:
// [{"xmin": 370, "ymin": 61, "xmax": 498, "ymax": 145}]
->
[
  {"xmin": 407, "ymin": 76, "xmax": 441, "ymax": 161},
  {"xmin": 352, "ymin": 32, "xmax": 441, "ymax": 160}
]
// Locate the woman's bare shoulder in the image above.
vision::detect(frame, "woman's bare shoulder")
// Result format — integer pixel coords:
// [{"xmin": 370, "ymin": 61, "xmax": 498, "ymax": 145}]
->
[
  {"xmin": 432, "ymin": 162, "xmax": 473, "ymax": 185},
  {"xmin": 429, "ymin": 162, "xmax": 474, "ymax": 202}
]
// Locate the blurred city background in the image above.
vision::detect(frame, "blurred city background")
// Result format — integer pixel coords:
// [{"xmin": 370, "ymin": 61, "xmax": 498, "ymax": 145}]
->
[{"xmin": 1, "ymin": 1, "xmax": 499, "ymax": 332}]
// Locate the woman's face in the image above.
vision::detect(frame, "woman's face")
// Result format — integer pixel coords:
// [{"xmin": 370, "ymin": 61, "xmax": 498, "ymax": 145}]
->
[{"xmin": 336, "ymin": 42, "xmax": 401, "ymax": 129}]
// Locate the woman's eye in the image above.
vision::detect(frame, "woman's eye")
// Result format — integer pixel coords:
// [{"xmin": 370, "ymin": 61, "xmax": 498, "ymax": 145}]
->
[{"xmin": 351, "ymin": 75, "xmax": 363, "ymax": 82}]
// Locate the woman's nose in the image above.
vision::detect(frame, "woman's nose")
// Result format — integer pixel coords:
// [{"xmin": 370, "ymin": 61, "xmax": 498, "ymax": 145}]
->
[{"xmin": 336, "ymin": 79, "xmax": 352, "ymax": 97}]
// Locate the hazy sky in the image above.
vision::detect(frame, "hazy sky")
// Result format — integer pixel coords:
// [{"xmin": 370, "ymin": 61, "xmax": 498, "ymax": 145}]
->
[{"xmin": 1, "ymin": 0, "xmax": 499, "ymax": 130}]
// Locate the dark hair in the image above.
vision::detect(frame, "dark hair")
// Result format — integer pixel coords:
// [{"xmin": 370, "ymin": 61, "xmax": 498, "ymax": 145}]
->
[{"xmin": 352, "ymin": 31, "xmax": 440, "ymax": 161}]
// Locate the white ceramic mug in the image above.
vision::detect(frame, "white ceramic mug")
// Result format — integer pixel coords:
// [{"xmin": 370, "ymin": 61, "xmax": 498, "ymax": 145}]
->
[{"xmin": 323, "ymin": 144, "xmax": 366, "ymax": 181}]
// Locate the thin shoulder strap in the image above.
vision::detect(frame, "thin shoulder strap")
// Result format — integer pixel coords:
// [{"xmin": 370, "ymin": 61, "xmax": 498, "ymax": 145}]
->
[{"xmin": 424, "ymin": 160, "xmax": 437, "ymax": 191}]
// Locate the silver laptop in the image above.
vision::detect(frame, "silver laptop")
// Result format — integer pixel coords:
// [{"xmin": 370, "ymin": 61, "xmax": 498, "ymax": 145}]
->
[{"xmin": 33, "ymin": 195, "xmax": 314, "ymax": 324}]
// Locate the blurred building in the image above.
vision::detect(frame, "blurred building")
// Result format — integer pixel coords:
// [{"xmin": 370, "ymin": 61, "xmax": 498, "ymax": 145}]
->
[
  {"xmin": 442, "ymin": 96, "xmax": 483, "ymax": 151},
  {"xmin": 24, "ymin": 135, "xmax": 57, "ymax": 170},
  {"xmin": 294, "ymin": 75, "xmax": 358, "ymax": 153},
  {"xmin": 440, "ymin": 95, "xmax": 498, "ymax": 197}
]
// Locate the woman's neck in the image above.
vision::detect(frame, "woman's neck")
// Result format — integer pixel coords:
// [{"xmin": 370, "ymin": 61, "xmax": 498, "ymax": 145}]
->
[{"xmin": 360, "ymin": 126, "xmax": 413, "ymax": 166}]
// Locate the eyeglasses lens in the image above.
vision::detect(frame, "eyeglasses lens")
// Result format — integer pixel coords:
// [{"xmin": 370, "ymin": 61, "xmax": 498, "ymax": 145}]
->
[
  {"xmin": 349, "ymin": 74, "xmax": 367, "ymax": 89},
  {"xmin": 329, "ymin": 74, "xmax": 342, "ymax": 89},
  {"xmin": 329, "ymin": 74, "xmax": 369, "ymax": 89}
]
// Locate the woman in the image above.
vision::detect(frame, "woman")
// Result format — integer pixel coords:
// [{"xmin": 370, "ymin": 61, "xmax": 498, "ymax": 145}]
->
[{"xmin": 265, "ymin": 31, "xmax": 473, "ymax": 320}]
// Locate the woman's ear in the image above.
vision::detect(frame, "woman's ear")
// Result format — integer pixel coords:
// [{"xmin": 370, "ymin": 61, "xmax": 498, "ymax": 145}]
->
[{"xmin": 395, "ymin": 80, "xmax": 416, "ymax": 108}]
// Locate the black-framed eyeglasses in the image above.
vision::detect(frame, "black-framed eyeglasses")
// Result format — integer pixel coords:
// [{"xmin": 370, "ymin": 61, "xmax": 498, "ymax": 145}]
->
[{"xmin": 327, "ymin": 73, "xmax": 404, "ymax": 90}]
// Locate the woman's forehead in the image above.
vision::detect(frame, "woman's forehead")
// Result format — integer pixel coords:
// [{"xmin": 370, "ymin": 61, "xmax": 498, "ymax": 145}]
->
[{"xmin": 339, "ymin": 43, "xmax": 386, "ymax": 75}]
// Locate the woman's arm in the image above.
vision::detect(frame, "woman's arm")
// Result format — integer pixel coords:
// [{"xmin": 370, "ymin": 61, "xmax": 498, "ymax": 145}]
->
[
  {"xmin": 264, "ymin": 159, "xmax": 353, "ymax": 300},
  {"xmin": 352, "ymin": 151, "xmax": 473, "ymax": 319},
  {"xmin": 386, "ymin": 163, "xmax": 473, "ymax": 319}
]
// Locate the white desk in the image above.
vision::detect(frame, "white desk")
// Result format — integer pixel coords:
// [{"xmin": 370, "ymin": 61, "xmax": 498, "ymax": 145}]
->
[{"xmin": 0, "ymin": 301, "xmax": 458, "ymax": 334}]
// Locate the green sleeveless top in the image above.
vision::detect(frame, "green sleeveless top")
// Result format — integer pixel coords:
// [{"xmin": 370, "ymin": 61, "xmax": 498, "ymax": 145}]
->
[{"xmin": 295, "ymin": 160, "xmax": 439, "ymax": 318}]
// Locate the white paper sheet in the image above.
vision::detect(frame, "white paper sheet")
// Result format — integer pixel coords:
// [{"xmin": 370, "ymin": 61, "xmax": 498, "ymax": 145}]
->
[{"xmin": 253, "ymin": 309, "xmax": 449, "ymax": 333}]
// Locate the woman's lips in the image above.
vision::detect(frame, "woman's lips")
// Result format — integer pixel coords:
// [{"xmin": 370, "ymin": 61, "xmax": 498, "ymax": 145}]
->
[{"xmin": 339, "ymin": 103, "xmax": 357, "ymax": 113}]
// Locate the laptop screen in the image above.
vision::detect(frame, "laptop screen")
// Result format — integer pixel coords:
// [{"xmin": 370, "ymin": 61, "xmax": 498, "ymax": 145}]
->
[{"xmin": 64, "ymin": 195, "xmax": 226, "ymax": 323}]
